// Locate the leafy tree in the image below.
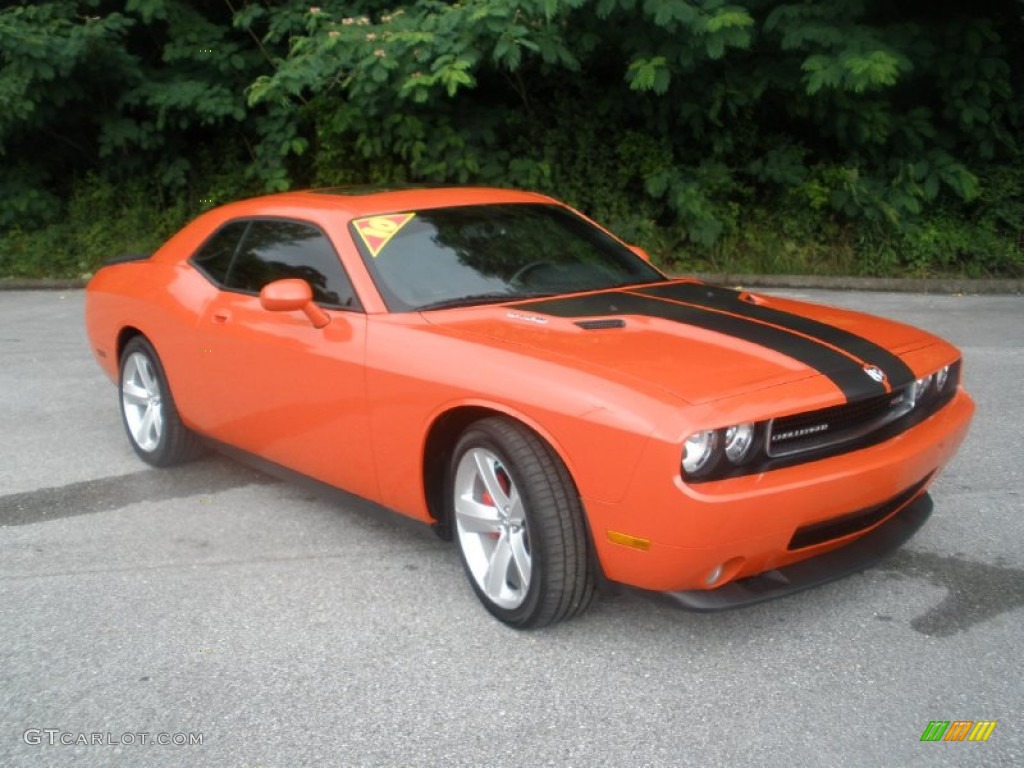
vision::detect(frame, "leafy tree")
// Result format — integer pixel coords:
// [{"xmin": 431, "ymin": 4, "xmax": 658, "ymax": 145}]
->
[
  {"xmin": 1, "ymin": 1, "xmax": 1021, "ymax": 277},
  {"xmin": 248, "ymin": 1, "xmax": 1021, "ymax": 259},
  {"xmin": 0, "ymin": 0, "xmax": 311, "ymax": 228}
]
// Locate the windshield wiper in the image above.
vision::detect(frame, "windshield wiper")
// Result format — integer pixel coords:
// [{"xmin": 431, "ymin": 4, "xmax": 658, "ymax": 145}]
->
[{"xmin": 414, "ymin": 292, "xmax": 530, "ymax": 311}]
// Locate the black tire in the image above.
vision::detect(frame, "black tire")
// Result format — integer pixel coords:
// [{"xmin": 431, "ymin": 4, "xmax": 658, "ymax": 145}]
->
[
  {"xmin": 448, "ymin": 417, "xmax": 595, "ymax": 628},
  {"xmin": 118, "ymin": 336, "xmax": 204, "ymax": 467}
]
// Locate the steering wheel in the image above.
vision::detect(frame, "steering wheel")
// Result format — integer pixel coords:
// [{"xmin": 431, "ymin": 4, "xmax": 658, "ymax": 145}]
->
[{"xmin": 510, "ymin": 260, "xmax": 557, "ymax": 287}]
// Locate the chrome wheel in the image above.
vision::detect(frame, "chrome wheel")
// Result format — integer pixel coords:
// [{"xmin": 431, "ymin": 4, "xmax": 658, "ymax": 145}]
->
[
  {"xmin": 121, "ymin": 351, "xmax": 164, "ymax": 452},
  {"xmin": 453, "ymin": 447, "xmax": 532, "ymax": 610},
  {"xmin": 118, "ymin": 336, "xmax": 203, "ymax": 467},
  {"xmin": 449, "ymin": 418, "xmax": 595, "ymax": 627}
]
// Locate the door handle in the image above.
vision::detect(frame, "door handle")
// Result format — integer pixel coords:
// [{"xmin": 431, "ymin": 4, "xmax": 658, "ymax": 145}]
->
[{"xmin": 213, "ymin": 310, "xmax": 232, "ymax": 324}]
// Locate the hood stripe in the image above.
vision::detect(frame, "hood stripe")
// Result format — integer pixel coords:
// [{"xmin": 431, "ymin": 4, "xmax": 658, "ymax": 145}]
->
[
  {"xmin": 634, "ymin": 283, "xmax": 916, "ymax": 388},
  {"xmin": 519, "ymin": 291, "xmax": 889, "ymax": 401}
]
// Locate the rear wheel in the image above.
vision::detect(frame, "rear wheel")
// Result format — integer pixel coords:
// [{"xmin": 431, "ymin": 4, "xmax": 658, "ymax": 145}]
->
[
  {"xmin": 119, "ymin": 336, "xmax": 203, "ymax": 466},
  {"xmin": 450, "ymin": 417, "xmax": 594, "ymax": 628}
]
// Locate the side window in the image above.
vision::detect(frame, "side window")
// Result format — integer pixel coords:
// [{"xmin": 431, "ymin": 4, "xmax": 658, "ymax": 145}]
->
[
  {"xmin": 226, "ymin": 220, "xmax": 359, "ymax": 309},
  {"xmin": 191, "ymin": 221, "xmax": 248, "ymax": 285}
]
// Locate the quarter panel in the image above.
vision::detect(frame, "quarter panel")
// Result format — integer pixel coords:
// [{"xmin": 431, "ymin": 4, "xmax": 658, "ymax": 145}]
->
[{"xmin": 85, "ymin": 260, "xmax": 211, "ymax": 418}]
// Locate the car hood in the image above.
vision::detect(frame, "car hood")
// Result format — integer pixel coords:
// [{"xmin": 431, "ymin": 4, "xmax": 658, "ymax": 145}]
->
[{"xmin": 420, "ymin": 281, "xmax": 937, "ymax": 405}]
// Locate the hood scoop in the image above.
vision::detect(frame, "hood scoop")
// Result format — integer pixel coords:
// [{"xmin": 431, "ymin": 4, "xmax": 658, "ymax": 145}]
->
[{"xmin": 575, "ymin": 318, "xmax": 626, "ymax": 330}]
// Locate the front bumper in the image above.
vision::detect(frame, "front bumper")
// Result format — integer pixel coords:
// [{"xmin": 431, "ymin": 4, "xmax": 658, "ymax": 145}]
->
[
  {"xmin": 584, "ymin": 388, "xmax": 973, "ymax": 593},
  {"xmin": 659, "ymin": 492, "xmax": 931, "ymax": 611}
]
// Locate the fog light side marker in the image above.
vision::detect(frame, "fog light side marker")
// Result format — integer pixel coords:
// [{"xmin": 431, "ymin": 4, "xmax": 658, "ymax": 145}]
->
[
  {"xmin": 606, "ymin": 530, "xmax": 651, "ymax": 551},
  {"xmin": 706, "ymin": 557, "xmax": 746, "ymax": 587}
]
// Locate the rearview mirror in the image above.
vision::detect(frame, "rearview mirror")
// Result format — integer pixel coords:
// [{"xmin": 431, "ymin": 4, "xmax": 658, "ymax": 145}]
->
[{"xmin": 259, "ymin": 279, "xmax": 330, "ymax": 329}]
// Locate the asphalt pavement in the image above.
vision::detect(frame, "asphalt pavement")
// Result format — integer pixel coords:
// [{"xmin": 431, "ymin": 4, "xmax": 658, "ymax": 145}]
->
[{"xmin": 0, "ymin": 288, "xmax": 1021, "ymax": 767}]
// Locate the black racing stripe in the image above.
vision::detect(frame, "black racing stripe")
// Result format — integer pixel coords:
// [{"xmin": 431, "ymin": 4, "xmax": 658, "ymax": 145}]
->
[
  {"xmin": 519, "ymin": 292, "xmax": 887, "ymax": 400},
  {"xmin": 635, "ymin": 282, "xmax": 917, "ymax": 388}
]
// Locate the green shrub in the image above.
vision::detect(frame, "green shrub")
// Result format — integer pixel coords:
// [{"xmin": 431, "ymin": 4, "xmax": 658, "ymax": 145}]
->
[
  {"xmin": 0, "ymin": 176, "xmax": 189, "ymax": 278},
  {"xmin": 1, "ymin": 1, "xmax": 1022, "ymax": 280}
]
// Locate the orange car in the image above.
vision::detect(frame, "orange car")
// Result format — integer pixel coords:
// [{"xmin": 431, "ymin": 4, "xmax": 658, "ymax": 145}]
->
[{"xmin": 85, "ymin": 187, "xmax": 974, "ymax": 627}]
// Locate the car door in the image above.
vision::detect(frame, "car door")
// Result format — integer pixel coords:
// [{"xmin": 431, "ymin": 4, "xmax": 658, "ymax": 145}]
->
[{"xmin": 189, "ymin": 217, "xmax": 378, "ymax": 502}]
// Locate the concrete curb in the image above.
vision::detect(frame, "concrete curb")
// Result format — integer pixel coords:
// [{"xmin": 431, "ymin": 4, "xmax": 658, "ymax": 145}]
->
[
  {"xmin": 690, "ymin": 272, "xmax": 1023, "ymax": 295},
  {"xmin": 0, "ymin": 278, "xmax": 88, "ymax": 291},
  {"xmin": 1, "ymin": 274, "xmax": 1021, "ymax": 295}
]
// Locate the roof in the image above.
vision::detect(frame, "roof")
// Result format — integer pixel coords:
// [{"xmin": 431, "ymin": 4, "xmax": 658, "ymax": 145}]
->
[{"xmin": 210, "ymin": 186, "xmax": 557, "ymax": 220}]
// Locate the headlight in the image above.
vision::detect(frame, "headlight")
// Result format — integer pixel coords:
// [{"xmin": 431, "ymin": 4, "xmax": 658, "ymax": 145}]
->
[
  {"xmin": 682, "ymin": 422, "xmax": 760, "ymax": 479},
  {"xmin": 723, "ymin": 422, "xmax": 756, "ymax": 463},
  {"xmin": 682, "ymin": 430, "xmax": 718, "ymax": 476},
  {"xmin": 935, "ymin": 364, "xmax": 950, "ymax": 392},
  {"xmin": 911, "ymin": 374, "xmax": 933, "ymax": 403}
]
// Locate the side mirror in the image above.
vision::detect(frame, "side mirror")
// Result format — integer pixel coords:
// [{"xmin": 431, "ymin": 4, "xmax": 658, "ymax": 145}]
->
[
  {"xmin": 628, "ymin": 244, "xmax": 651, "ymax": 262},
  {"xmin": 259, "ymin": 279, "xmax": 330, "ymax": 329}
]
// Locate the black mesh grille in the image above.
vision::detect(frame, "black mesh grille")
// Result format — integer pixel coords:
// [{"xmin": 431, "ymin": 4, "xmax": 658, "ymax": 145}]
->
[
  {"xmin": 788, "ymin": 473, "xmax": 933, "ymax": 550},
  {"xmin": 768, "ymin": 389, "xmax": 912, "ymax": 456}
]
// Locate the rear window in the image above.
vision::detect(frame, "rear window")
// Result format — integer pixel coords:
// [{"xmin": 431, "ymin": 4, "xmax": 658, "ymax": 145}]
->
[{"xmin": 191, "ymin": 221, "xmax": 247, "ymax": 285}]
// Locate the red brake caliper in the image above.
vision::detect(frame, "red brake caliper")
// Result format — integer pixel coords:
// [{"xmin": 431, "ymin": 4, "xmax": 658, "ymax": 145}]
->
[{"xmin": 481, "ymin": 466, "xmax": 512, "ymax": 539}]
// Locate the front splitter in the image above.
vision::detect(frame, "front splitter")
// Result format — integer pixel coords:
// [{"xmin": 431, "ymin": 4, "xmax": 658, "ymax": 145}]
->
[{"xmin": 658, "ymin": 492, "xmax": 933, "ymax": 612}]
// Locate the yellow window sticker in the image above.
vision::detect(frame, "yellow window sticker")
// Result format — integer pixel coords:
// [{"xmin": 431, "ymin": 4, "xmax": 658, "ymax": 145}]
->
[{"xmin": 353, "ymin": 213, "xmax": 416, "ymax": 258}]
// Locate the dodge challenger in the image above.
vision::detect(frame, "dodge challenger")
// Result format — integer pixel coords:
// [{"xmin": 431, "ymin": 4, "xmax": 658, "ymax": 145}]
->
[{"xmin": 85, "ymin": 187, "xmax": 974, "ymax": 627}]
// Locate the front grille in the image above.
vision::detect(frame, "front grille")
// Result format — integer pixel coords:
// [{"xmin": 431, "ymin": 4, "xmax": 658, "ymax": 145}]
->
[
  {"xmin": 765, "ymin": 360, "xmax": 961, "ymax": 462},
  {"xmin": 788, "ymin": 473, "xmax": 933, "ymax": 550},
  {"xmin": 767, "ymin": 388, "xmax": 914, "ymax": 457}
]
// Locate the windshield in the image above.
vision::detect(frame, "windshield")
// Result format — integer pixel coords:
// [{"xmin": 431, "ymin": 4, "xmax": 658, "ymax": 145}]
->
[{"xmin": 348, "ymin": 203, "xmax": 666, "ymax": 311}]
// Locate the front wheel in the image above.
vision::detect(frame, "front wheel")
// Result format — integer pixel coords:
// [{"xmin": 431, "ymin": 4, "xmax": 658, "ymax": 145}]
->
[
  {"xmin": 449, "ymin": 417, "xmax": 595, "ymax": 628},
  {"xmin": 119, "ymin": 336, "xmax": 204, "ymax": 466}
]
